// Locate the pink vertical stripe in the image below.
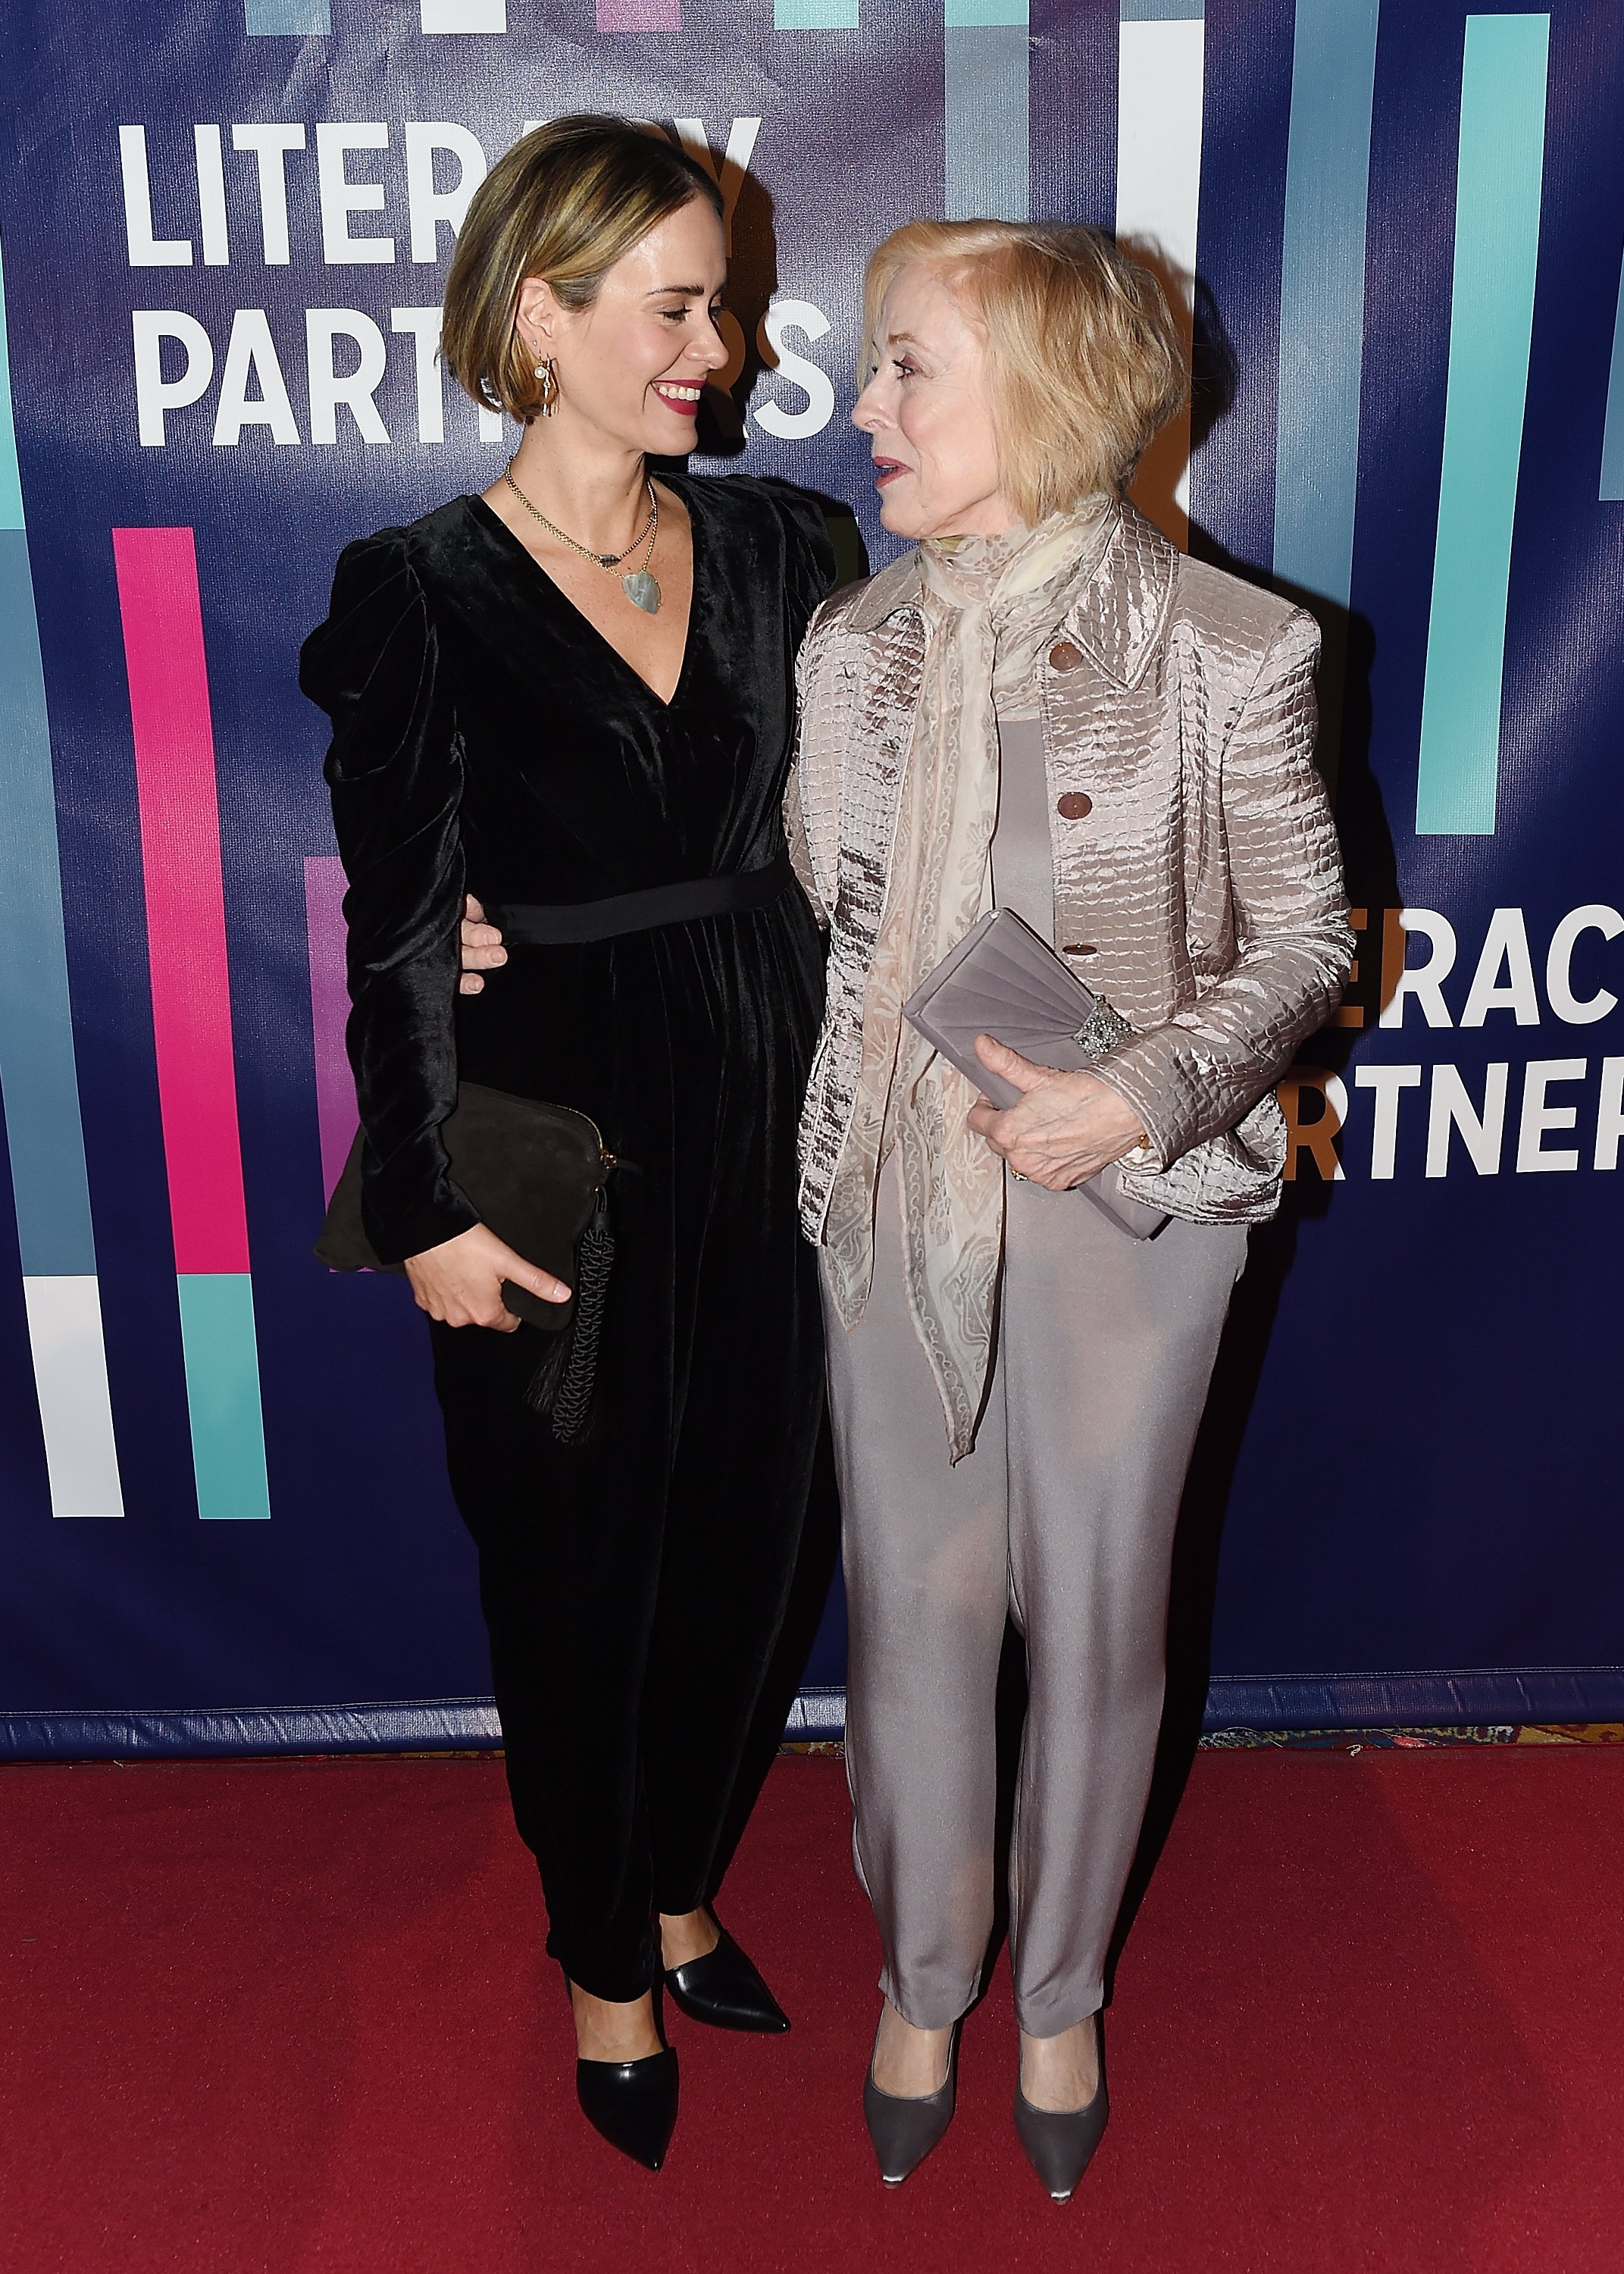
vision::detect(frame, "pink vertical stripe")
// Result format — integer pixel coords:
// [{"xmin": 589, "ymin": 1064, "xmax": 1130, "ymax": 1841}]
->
[
  {"xmin": 112, "ymin": 528, "xmax": 251, "ymax": 1276},
  {"xmin": 304, "ymin": 856, "xmax": 358, "ymax": 1203},
  {"xmin": 597, "ymin": 0, "xmax": 680, "ymax": 27}
]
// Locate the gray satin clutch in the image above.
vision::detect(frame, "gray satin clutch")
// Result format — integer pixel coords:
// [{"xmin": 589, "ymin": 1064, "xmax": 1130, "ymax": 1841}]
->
[{"xmin": 903, "ymin": 908, "xmax": 1169, "ymax": 1240}]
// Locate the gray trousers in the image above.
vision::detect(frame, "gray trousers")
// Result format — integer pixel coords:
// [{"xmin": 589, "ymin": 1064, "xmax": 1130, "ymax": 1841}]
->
[{"xmin": 824, "ymin": 1159, "xmax": 1247, "ymax": 2037}]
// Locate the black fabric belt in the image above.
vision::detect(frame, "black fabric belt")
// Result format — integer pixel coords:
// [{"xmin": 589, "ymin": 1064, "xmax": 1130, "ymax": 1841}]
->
[{"xmin": 488, "ymin": 852, "xmax": 793, "ymax": 947}]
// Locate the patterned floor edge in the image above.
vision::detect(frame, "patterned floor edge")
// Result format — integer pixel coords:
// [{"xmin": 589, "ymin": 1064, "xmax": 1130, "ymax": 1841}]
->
[
  {"xmin": 781, "ymin": 1724, "xmax": 1624, "ymax": 1758},
  {"xmin": 8, "ymin": 1729, "xmax": 1619, "ymax": 1773},
  {"xmin": 1198, "ymin": 1723, "xmax": 1624, "ymax": 1749}
]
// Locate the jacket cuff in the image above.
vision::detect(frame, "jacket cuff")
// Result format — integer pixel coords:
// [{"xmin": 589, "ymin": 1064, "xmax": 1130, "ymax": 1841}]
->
[{"xmin": 1088, "ymin": 1031, "xmax": 1200, "ymax": 1173}]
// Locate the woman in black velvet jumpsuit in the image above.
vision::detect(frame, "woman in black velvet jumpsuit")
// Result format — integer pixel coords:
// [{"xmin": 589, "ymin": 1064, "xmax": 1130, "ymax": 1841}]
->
[{"xmin": 299, "ymin": 120, "xmax": 832, "ymax": 2173}]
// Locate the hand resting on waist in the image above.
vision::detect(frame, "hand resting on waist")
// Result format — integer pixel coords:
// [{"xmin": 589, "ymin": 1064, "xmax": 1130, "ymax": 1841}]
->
[{"xmin": 458, "ymin": 893, "xmax": 508, "ymax": 997}]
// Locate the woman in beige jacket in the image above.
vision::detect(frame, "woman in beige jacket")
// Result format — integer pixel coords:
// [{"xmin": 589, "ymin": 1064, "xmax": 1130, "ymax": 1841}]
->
[{"xmin": 787, "ymin": 221, "xmax": 1351, "ymax": 2201}]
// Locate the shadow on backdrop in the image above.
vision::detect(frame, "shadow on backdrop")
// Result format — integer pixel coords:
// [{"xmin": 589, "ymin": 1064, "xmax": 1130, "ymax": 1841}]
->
[
  {"xmin": 663, "ymin": 151, "xmax": 868, "ymax": 596},
  {"xmin": 689, "ymin": 149, "xmax": 778, "ymax": 465},
  {"xmin": 1105, "ymin": 559, "xmax": 1398, "ymax": 2000}
]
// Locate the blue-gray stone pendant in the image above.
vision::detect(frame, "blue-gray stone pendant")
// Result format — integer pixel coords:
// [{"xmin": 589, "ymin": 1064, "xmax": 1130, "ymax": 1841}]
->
[{"xmin": 623, "ymin": 570, "xmax": 661, "ymax": 614}]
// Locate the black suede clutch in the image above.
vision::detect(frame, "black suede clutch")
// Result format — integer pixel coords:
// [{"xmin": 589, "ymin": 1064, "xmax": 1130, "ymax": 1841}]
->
[{"xmin": 315, "ymin": 1082, "xmax": 617, "ymax": 1439}]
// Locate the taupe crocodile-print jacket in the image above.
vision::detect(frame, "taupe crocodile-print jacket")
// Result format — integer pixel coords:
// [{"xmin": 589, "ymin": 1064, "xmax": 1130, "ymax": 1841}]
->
[{"xmin": 787, "ymin": 502, "xmax": 1354, "ymax": 1234}]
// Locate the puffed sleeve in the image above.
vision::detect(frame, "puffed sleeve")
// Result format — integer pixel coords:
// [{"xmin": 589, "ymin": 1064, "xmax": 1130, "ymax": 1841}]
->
[
  {"xmin": 299, "ymin": 531, "xmax": 479, "ymax": 1264},
  {"xmin": 761, "ymin": 478, "xmax": 839, "ymax": 646}
]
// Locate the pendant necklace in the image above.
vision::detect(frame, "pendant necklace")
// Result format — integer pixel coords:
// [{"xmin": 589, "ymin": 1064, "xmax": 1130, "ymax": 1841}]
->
[{"xmin": 502, "ymin": 463, "xmax": 662, "ymax": 614}]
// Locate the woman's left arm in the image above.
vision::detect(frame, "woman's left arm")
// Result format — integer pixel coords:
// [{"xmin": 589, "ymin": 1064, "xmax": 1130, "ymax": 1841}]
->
[
  {"xmin": 1087, "ymin": 607, "xmax": 1353, "ymax": 1170},
  {"xmin": 970, "ymin": 609, "xmax": 1353, "ymax": 1185}
]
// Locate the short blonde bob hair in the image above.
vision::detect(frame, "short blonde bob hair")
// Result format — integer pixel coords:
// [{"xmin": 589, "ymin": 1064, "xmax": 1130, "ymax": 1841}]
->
[
  {"xmin": 443, "ymin": 115, "xmax": 722, "ymax": 425},
  {"xmin": 862, "ymin": 220, "xmax": 1188, "ymax": 518}
]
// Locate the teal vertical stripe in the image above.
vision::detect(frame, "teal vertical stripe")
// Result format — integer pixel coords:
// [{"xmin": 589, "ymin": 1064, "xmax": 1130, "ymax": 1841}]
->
[
  {"xmin": 1601, "ymin": 249, "xmax": 1624, "ymax": 502},
  {"xmin": 946, "ymin": 0, "xmax": 1025, "ymax": 22},
  {"xmin": 177, "ymin": 1274, "xmax": 271, "ymax": 1521},
  {"xmin": 0, "ymin": 244, "xmax": 21, "ymax": 534},
  {"xmin": 1415, "ymin": 14, "xmax": 1549, "ymax": 837},
  {"xmin": 776, "ymin": 0, "xmax": 859, "ymax": 23},
  {"xmin": 1273, "ymin": 0, "xmax": 1380, "ymax": 609},
  {"xmin": 0, "ymin": 234, "xmax": 99, "ymax": 1277},
  {"xmin": 245, "ymin": 0, "xmax": 330, "ymax": 30},
  {"xmin": 0, "ymin": 543, "xmax": 97, "ymax": 1274},
  {"xmin": 945, "ymin": 18, "xmax": 1030, "ymax": 221}
]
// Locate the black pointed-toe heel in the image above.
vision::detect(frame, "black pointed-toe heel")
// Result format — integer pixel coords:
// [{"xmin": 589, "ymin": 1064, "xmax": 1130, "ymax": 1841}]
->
[
  {"xmin": 575, "ymin": 2047, "xmax": 679, "ymax": 2172},
  {"xmin": 862, "ymin": 2025, "xmax": 958, "ymax": 2186},
  {"xmin": 664, "ymin": 1926, "xmax": 790, "ymax": 2034},
  {"xmin": 1013, "ymin": 2016, "xmax": 1109, "ymax": 2203}
]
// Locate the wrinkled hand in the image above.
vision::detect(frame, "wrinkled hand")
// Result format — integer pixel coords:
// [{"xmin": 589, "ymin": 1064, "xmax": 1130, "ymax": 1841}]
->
[
  {"xmin": 402, "ymin": 1222, "xmax": 569, "ymax": 1332},
  {"xmin": 458, "ymin": 893, "xmax": 507, "ymax": 996},
  {"xmin": 965, "ymin": 1035, "xmax": 1147, "ymax": 1191}
]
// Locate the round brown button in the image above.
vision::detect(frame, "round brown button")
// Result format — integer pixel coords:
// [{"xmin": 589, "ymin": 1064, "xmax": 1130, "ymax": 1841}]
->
[
  {"xmin": 1056, "ymin": 791, "xmax": 1094, "ymax": 820},
  {"xmin": 1047, "ymin": 640, "xmax": 1084, "ymax": 672}
]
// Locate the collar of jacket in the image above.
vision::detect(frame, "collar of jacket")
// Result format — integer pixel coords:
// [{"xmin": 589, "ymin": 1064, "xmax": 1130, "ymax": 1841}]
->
[{"xmin": 838, "ymin": 500, "xmax": 1177, "ymax": 692}]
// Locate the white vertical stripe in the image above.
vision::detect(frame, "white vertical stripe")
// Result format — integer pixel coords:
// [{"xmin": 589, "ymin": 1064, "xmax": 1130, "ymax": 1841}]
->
[
  {"xmin": 420, "ymin": 0, "xmax": 507, "ymax": 30},
  {"xmin": 1115, "ymin": 16, "xmax": 1205, "ymax": 547},
  {"xmin": 23, "ymin": 1276, "xmax": 124, "ymax": 1518}
]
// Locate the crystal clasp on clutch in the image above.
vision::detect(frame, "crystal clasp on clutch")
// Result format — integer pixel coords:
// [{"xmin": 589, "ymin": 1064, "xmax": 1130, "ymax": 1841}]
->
[{"xmin": 1071, "ymin": 998, "xmax": 1132, "ymax": 1060}]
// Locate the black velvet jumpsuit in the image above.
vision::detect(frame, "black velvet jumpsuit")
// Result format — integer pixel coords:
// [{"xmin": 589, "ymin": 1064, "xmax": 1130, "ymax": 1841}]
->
[{"xmin": 300, "ymin": 476, "xmax": 834, "ymax": 2001}]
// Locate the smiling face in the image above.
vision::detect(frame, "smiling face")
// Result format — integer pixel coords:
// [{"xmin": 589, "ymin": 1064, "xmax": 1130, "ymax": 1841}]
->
[
  {"xmin": 852, "ymin": 262, "xmax": 1019, "ymax": 540},
  {"xmin": 516, "ymin": 196, "xmax": 730, "ymax": 457}
]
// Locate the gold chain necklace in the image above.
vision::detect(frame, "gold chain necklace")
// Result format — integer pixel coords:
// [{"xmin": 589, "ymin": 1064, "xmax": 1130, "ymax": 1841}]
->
[{"xmin": 502, "ymin": 464, "xmax": 662, "ymax": 615}]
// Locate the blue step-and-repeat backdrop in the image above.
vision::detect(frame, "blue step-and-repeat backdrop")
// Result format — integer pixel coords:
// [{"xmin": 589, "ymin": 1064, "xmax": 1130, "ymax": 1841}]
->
[{"xmin": 1, "ymin": 0, "xmax": 1619, "ymax": 1756}]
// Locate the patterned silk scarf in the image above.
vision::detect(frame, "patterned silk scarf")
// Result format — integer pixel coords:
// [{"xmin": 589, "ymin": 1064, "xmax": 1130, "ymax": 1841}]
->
[{"xmin": 821, "ymin": 497, "xmax": 1119, "ymax": 1459}]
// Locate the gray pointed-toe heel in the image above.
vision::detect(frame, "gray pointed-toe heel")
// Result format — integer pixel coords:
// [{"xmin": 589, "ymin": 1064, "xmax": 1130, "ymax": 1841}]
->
[
  {"xmin": 863, "ymin": 2026, "xmax": 959, "ymax": 2186},
  {"xmin": 1013, "ymin": 2016, "xmax": 1109, "ymax": 2204}
]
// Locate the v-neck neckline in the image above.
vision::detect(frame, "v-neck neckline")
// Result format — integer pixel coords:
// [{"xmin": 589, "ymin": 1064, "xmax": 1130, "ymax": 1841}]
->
[{"xmin": 467, "ymin": 480, "xmax": 701, "ymax": 714}]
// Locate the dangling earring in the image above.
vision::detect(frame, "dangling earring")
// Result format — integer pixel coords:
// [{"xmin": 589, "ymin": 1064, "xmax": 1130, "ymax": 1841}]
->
[{"xmin": 534, "ymin": 356, "xmax": 559, "ymax": 417}]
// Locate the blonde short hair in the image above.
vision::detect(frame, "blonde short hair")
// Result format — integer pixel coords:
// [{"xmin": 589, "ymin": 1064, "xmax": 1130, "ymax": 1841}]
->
[
  {"xmin": 442, "ymin": 116, "xmax": 722, "ymax": 425},
  {"xmin": 861, "ymin": 220, "xmax": 1188, "ymax": 518}
]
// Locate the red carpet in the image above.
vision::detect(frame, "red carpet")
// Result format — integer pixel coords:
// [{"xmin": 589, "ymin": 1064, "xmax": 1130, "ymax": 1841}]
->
[{"xmin": 3, "ymin": 1749, "xmax": 1620, "ymax": 2273}]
